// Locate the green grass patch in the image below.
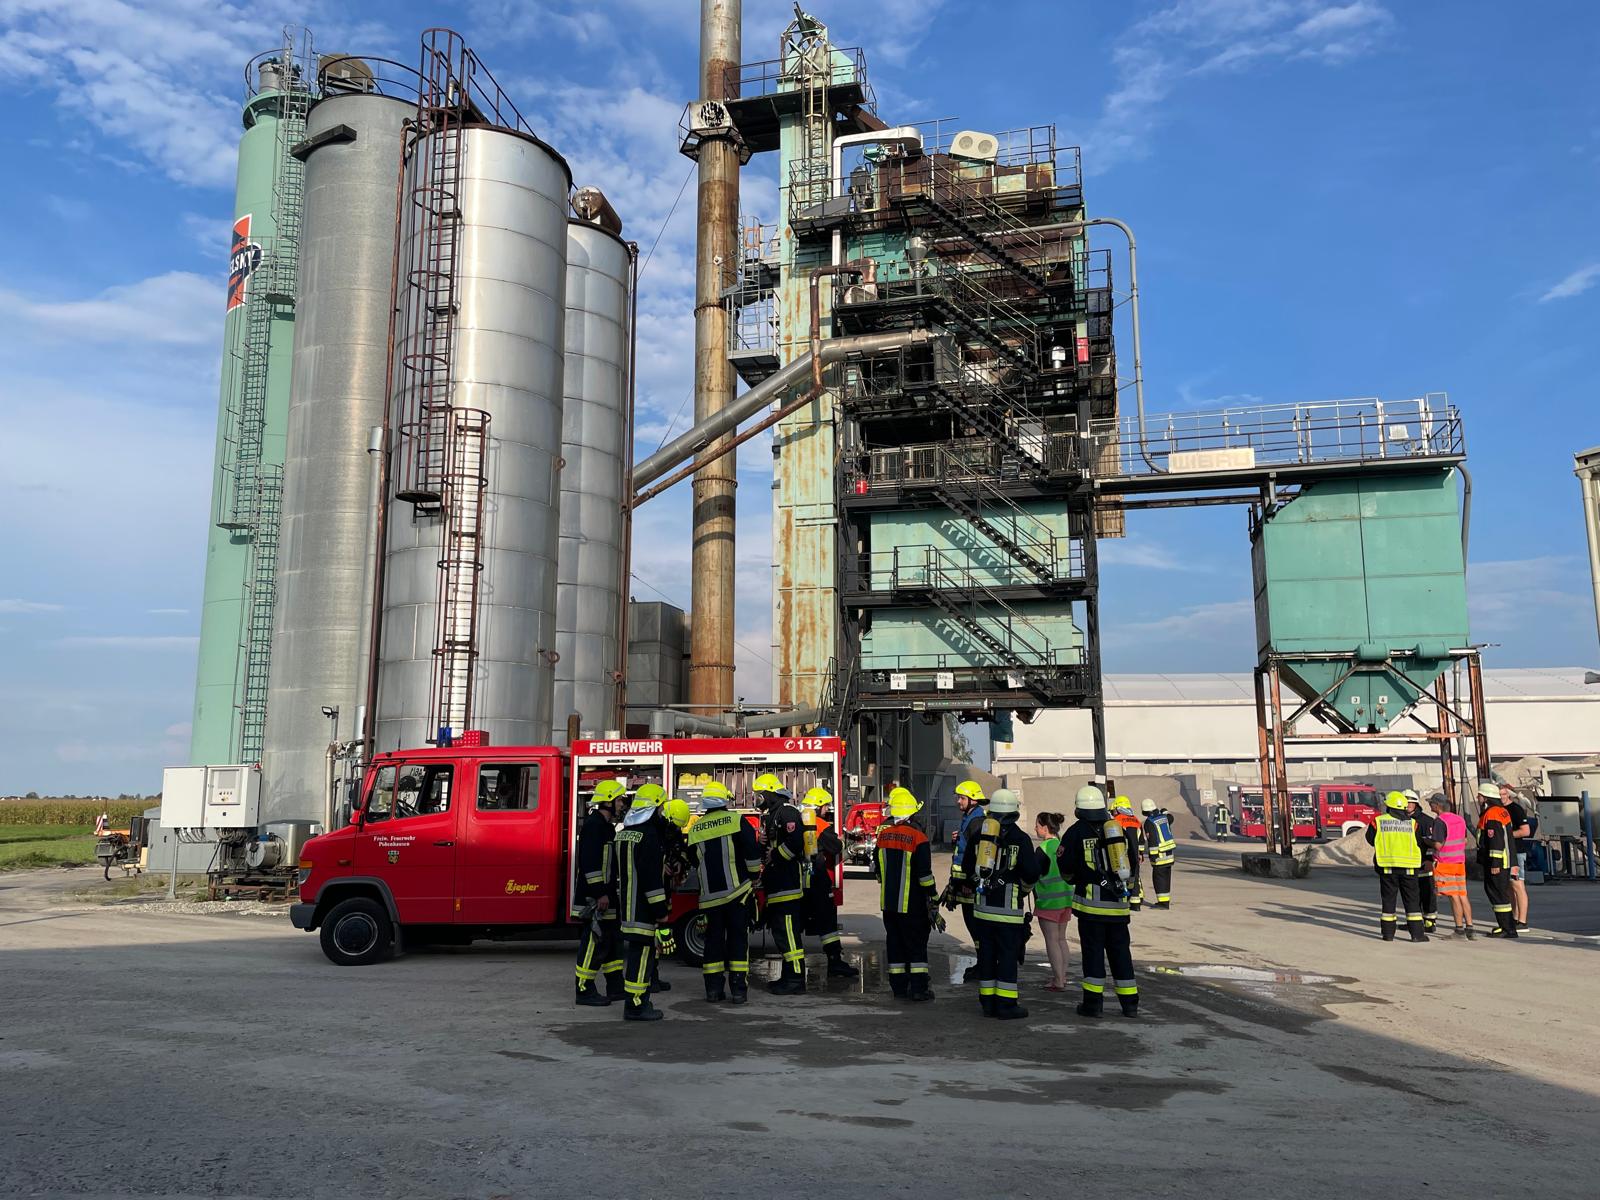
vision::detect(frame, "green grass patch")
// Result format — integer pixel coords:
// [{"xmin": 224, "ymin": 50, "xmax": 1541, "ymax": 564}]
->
[{"xmin": 0, "ymin": 825, "xmax": 99, "ymax": 871}]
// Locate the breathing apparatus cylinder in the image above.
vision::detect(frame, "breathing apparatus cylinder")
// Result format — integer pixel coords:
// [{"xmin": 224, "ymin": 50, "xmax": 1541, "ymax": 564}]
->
[
  {"xmin": 974, "ymin": 815, "xmax": 1002, "ymax": 881},
  {"xmin": 801, "ymin": 806, "xmax": 818, "ymax": 857},
  {"xmin": 1101, "ymin": 817, "xmax": 1132, "ymax": 884}
]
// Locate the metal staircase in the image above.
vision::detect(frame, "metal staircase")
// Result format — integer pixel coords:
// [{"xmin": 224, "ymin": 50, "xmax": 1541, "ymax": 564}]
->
[{"xmin": 923, "ymin": 559, "xmax": 1056, "ymax": 671}]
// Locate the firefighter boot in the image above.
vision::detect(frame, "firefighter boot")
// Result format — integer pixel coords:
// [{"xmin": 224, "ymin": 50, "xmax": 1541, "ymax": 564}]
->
[
  {"xmin": 889, "ymin": 973, "xmax": 909, "ymax": 1000},
  {"xmin": 907, "ymin": 978, "xmax": 936, "ymax": 1002},
  {"xmin": 1075, "ymin": 989, "xmax": 1104, "ymax": 1018},
  {"xmin": 1380, "ymin": 920, "xmax": 1396, "ymax": 942},
  {"xmin": 728, "ymin": 973, "xmax": 749, "ymax": 1005},
  {"xmin": 825, "ymin": 943, "xmax": 860, "ymax": 978},
  {"xmin": 767, "ymin": 961, "xmax": 807, "ymax": 996},
  {"xmin": 704, "ymin": 974, "xmax": 726, "ymax": 1004},
  {"xmin": 994, "ymin": 998, "xmax": 1029, "ymax": 1020},
  {"xmin": 575, "ymin": 980, "xmax": 611, "ymax": 1007},
  {"xmin": 605, "ymin": 971, "xmax": 625, "ymax": 1001},
  {"xmin": 1492, "ymin": 911, "xmax": 1519, "ymax": 939},
  {"xmin": 1119, "ymin": 995, "xmax": 1140, "ymax": 1019},
  {"xmin": 979, "ymin": 993, "xmax": 996, "ymax": 1018},
  {"xmin": 650, "ymin": 966, "xmax": 672, "ymax": 993},
  {"xmin": 623, "ymin": 997, "xmax": 663, "ymax": 1022},
  {"xmin": 1407, "ymin": 918, "xmax": 1430, "ymax": 944}
]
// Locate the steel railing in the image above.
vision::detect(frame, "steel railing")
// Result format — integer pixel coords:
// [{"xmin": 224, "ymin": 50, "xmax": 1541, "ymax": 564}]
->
[{"xmin": 1093, "ymin": 394, "xmax": 1464, "ymax": 478}]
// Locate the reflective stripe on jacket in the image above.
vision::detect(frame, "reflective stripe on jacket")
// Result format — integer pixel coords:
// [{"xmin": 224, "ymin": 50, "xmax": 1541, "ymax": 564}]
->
[
  {"xmin": 1436, "ymin": 811, "xmax": 1468, "ymax": 864},
  {"xmin": 1144, "ymin": 813, "xmax": 1176, "ymax": 862},
  {"xmin": 876, "ymin": 822, "xmax": 937, "ymax": 915},
  {"xmin": 1059, "ymin": 818, "xmax": 1130, "ymax": 920},
  {"xmin": 1372, "ymin": 813, "xmax": 1422, "ymax": 870},
  {"xmin": 688, "ymin": 809, "xmax": 761, "ymax": 909},
  {"xmin": 1033, "ymin": 836, "xmax": 1071, "ymax": 911},
  {"xmin": 962, "ymin": 814, "xmax": 1039, "ymax": 923}
]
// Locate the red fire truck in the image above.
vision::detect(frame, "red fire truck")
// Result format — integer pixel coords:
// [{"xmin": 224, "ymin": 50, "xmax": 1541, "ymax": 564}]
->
[
  {"xmin": 1231, "ymin": 785, "xmax": 1318, "ymax": 842},
  {"xmin": 1229, "ymin": 782, "xmax": 1380, "ymax": 842},
  {"xmin": 291, "ymin": 735, "xmax": 844, "ymax": 966},
  {"xmin": 1310, "ymin": 783, "xmax": 1379, "ymax": 838}
]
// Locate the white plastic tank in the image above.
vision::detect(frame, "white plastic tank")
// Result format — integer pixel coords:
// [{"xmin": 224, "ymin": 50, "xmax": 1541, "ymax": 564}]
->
[
  {"xmin": 377, "ymin": 126, "xmax": 571, "ymax": 751},
  {"xmin": 552, "ymin": 221, "xmax": 632, "ymax": 741}
]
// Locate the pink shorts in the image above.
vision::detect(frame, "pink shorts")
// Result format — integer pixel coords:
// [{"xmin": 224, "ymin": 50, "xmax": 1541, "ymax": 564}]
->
[{"xmin": 1035, "ymin": 907, "xmax": 1071, "ymax": 925}]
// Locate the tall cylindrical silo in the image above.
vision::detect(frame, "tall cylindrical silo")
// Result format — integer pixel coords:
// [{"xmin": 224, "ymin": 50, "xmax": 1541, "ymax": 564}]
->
[
  {"xmin": 259, "ymin": 87, "xmax": 409, "ymax": 822},
  {"xmin": 189, "ymin": 51, "xmax": 307, "ymax": 766},
  {"xmin": 553, "ymin": 221, "xmax": 632, "ymax": 741},
  {"xmin": 377, "ymin": 127, "xmax": 571, "ymax": 751}
]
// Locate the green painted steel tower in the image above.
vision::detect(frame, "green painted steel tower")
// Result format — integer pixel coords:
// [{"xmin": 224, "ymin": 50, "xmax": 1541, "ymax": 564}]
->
[{"xmin": 189, "ymin": 33, "xmax": 312, "ymax": 766}]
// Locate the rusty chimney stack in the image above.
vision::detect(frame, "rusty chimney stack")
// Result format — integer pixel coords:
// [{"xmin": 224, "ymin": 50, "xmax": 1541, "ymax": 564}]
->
[{"xmin": 688, "ymin": 0, "xmax": 741, "ymax": 714}]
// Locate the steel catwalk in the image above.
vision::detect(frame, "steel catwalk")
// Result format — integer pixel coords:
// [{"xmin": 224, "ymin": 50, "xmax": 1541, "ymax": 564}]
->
[
  {"xmin": 377, "ymin": 127, "xmax": 570, "ymax": 751},
  {"xmin": 553, "ymin": 223, "xmax": 631, "ymax": 741},
  {"xmin": 260, "ymin": 91, "xmax": 409, "ymax": 822}
]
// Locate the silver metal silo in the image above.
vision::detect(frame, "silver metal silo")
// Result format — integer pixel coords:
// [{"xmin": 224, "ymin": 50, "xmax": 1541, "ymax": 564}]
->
[
  {"xmin": 260, "ymin": 88, "xmax": 409, "ymax": 822},
  {"xmin": 553, "ymin": 221, "xmax": 632, "ymax": 741},
  {"xmin": 377, "ymin": 126, "xmax": 571, "ymax": 751}
]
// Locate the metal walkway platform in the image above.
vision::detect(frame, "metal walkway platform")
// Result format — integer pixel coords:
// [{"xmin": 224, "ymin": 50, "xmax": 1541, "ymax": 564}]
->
[{"xmin": 1093, "ymin": 394, "xmax": 1464, "ymax": 497}]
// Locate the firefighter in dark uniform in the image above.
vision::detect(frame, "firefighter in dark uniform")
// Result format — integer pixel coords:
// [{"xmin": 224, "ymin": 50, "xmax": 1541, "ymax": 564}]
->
[
  {"xmin": 1404, "ymin": 789, "xmax": 1441, "ymax": 933},
  {"xmin": 615, "ymin": 783, "xmax": 671, "ymax": 1021},
  {"xmin": 801, "ymin": 786, "xmax": 860, "ymax": 979},
  {"xmin": 1476, "ymin": 781, "xmax": 1520, "ymax": 939},
  {"xmin": 876, "ymin": 787, "xmax": 939, "ymax": 1000},
  {"xmin": 948, "ymin": 780, "xmax": 988, "ymax": 981},
  {"xmin": 687, "ymin": 781, "xmax": 762, "ymax": 1004},
  {"xmin": 1365, "ymin": 791, "xmax": 1432, "ymax": 943},
  {"xmin": 1112, "ymin": 795, "xmax": 1146, "ymax": 911},
  {"xmin": 754, "ymin": 773, "xmax": 809, "ymax": 995},
  {"xmin": 962, "ymin": 787, "xmax": 1039, "ymax": 1019},
  {"xmin": 572, "ymin": 778, "xmax": 626, "ymax": 1006},
  {"xmin": 1060, "ymin": 785, "xmax": 1139, "ymax": 1018},
  {"xmin": 1140, "ymin": 798, "xmax": 1177, "ymax": 909}
]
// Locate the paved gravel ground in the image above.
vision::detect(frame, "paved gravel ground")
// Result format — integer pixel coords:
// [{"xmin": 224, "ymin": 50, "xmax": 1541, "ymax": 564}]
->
[{"xmin": 3, "ymin": 844, "xmax": 1598, "ymax": 1198}]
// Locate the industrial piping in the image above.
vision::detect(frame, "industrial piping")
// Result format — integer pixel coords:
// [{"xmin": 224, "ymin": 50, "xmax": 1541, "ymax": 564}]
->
[
  {"xmin": 649, "ymin": 705, "xmax": 823, "ymax": 738},
  {"xmin": 631, "ymin": 327, "xmax": 932, "ymax": 501}
]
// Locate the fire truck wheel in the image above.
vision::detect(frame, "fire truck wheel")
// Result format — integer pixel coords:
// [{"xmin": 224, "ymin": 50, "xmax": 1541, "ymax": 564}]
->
[
  {"xmin": 319, "ymin": 897, "xmax": 396, "ymax": 967},
  {"xmin": 674, "ymin": 912, "xmax": 708, "ymax": 967}
]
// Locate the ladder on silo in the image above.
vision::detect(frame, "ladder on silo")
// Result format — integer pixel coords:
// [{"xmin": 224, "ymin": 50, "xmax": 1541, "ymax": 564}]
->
[
  {"xmin": 784, "ymin": 17, "xmax": 833, "ymax": 218},
  {"xmin": 429, "ymin": 408, "xmax": 490, "ymax": 740},
  {"xmin": 239, "ymin": 464, "xmax": 283, "ymax": 763},
  {"xmin": 396, "ymin": 36, "xmax": 469, "ymax": 510}
]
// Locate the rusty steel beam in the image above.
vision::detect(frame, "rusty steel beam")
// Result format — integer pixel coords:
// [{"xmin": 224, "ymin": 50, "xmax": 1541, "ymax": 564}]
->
[{"xmin": 688, "ymin": 0, "xmax": 741, "ymax": 714}]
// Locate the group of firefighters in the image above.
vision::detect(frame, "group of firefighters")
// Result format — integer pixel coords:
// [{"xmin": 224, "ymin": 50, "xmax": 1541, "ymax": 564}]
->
[
  {"xmin": 1365, "ymin": 780, "xmax": 1535, "ymax": 942},
  {"xmin": 570, "ymin": 770, "xmax": 1177, "ymax": 1023}
]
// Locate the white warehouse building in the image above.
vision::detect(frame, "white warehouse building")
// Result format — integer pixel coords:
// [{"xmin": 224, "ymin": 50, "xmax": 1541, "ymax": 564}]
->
[{"xmin": 994, "ymin": 668, "xmax": 1599, "ymax": 798}]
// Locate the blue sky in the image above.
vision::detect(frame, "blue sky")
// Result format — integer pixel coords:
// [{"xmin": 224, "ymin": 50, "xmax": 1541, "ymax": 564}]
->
[{"xmin": 1, "ymin": 0, "xmax": 1595, "ymax": 793}]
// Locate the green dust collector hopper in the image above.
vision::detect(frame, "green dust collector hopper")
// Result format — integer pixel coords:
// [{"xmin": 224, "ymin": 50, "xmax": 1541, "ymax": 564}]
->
[{"xmin": 1251, "ymin": 468, "xmax": 1469, "ymax": 733}]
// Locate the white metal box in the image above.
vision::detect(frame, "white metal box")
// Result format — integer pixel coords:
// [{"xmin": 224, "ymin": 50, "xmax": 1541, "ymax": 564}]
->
[{"xmin": 160, "ymin": 765, "xmax": 261, "ymax": 830}]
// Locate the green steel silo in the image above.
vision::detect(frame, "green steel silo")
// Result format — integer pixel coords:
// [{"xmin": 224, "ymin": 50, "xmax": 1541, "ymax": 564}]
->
[
  {"xmin": 188, "ymin": 37, "xmax": 311, "ymax": 766},
  {"xmin": 1251, "ymin": 467, "xmax": 1470, "ymax": 732}
]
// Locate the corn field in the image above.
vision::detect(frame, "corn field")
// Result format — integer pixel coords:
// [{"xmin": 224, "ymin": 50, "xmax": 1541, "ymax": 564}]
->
[{"xmin": 0, "ymin": 800, "xmax": 149, "ymax": 827}]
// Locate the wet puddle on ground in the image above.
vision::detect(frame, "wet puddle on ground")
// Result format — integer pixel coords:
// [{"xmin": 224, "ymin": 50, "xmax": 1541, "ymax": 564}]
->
[{"xmin": 1151, "ymin": 964, "xmax": 1337, "ymax": 986}]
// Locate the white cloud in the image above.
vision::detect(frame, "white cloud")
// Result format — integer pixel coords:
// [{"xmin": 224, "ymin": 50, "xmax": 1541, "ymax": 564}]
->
[
  {"xmin": 0, "ymin": 599, "xmax": 63, "ymax": 614},
  {"xmin": 1098, "ymin": 536, "xmax": 1206, "ymax": 571},
  {"xmin": 1074, "ymin": 1, "xmax": 1396, "ymax": 171},
  {"xmin": 0, "ymin": 271, "xmax": 222, "ymax": 346},
  {"xmin": 1103, "ymin": 598, "xmax": 1254, "ymax": 648},
  {"xmin": 56, "ymin": 636, "xmax": 200, "ymax": 651},
  {"xmin": 1468, "ymin": 556, "xmax": 1590, "ymax": 633},
  {"xmin": 147, "ymin": 608, "xmax": 190, "ymax": 616},
  {"xmin": 1538, "ymin": 263, "xmax": 1600, "ymax": 303}
]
